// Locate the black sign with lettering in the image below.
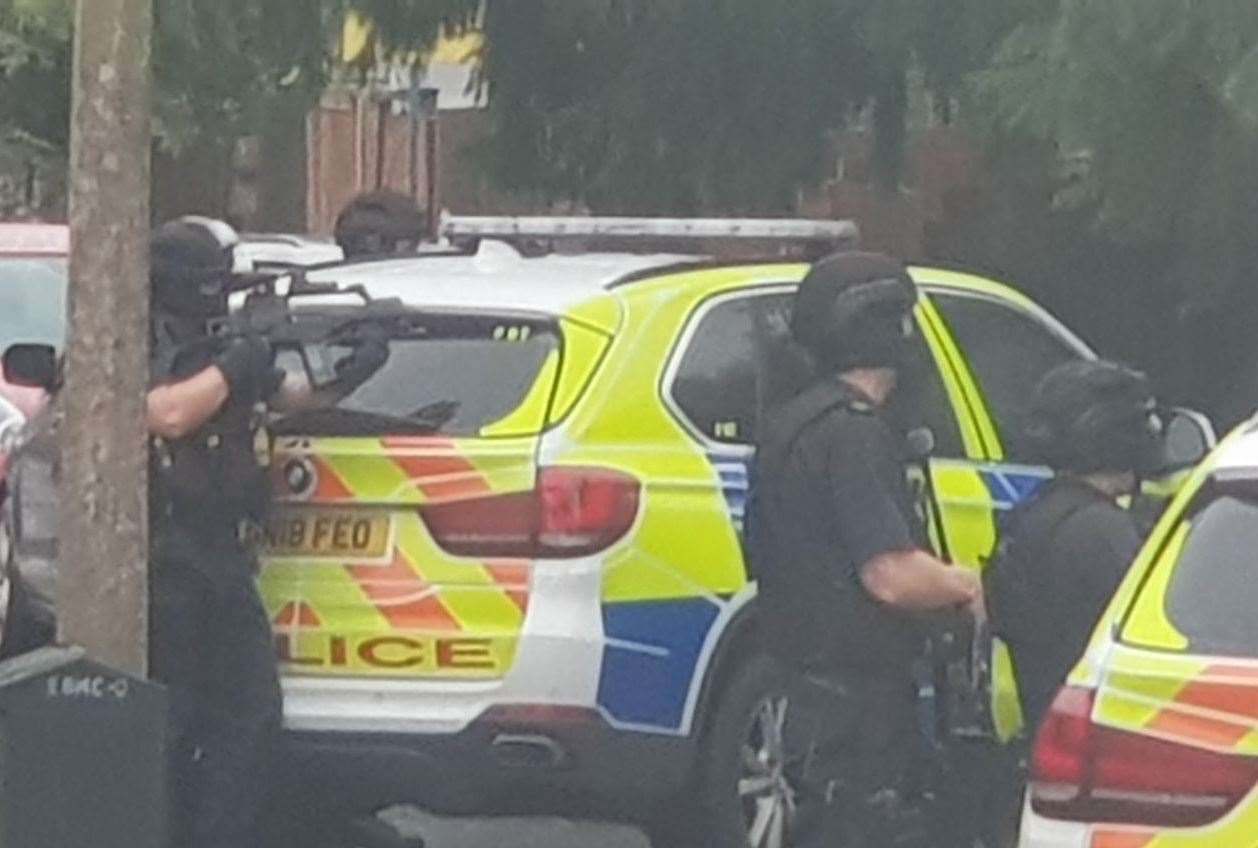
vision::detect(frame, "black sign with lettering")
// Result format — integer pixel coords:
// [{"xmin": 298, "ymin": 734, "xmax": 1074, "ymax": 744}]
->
[{"xmin": 0, "ymin": 647, "xmax": 169, "ymax": 848}]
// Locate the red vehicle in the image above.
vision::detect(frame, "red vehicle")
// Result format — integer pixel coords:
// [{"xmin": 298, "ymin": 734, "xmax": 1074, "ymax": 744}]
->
[
  {"xmin": 0, "ymin": 222, "xmax": 67, "ymax": 488},
  {"xmin": 0, "ymin": 223, "xmax": 68, "ymax": 420},
  {"xmin": 0, "ymin": 223, "xmax": 66, "ymax": 654}
]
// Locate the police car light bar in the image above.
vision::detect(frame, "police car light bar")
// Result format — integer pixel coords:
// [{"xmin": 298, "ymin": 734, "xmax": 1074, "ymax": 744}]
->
[{"xmin": 441, "ymin": 215, "xmax": 859, "ymax": 245}]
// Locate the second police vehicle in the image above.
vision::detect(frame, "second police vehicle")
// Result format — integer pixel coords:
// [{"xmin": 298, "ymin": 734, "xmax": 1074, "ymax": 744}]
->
[{"xmin": 1020, "ymin": 415, "xmax": 1258, "ymax": 848}]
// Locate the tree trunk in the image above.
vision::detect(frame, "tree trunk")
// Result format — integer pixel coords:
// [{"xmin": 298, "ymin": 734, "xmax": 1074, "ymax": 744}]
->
[{"xmin": 62, "ymin": 0, "xmax": 153, "ymax": 676}]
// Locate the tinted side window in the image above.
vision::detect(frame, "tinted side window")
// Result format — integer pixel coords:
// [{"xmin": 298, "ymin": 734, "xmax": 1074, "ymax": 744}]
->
[
  {"xmin": 932, "ymin": 293, "xmax": 1084, "ymax": 462},
  {"xmin": 1165, "ymin": 497, "xmax": 1258, "ymax": 656},
  {"xmin": 670, "ymin": 292, "xmax": 807, "ymax": 445},
  {"xmin": 885, "ymin": 331, "xmax": 965, "ymax": 458},
  {"xmin": 670, "ymin": 291, "xmax": 963, "ymax": 453}
]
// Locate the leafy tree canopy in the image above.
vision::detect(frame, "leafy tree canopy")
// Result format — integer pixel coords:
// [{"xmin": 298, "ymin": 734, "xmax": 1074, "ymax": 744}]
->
[
  {"xmin": 0, "ymin": 0, "xmax": 71, "ymax": 151},
  {"xmin": 474, "ymin": 0, "xmax": 1035, "ymax": 213},
  {"xmin": 0, "ymin": 0, "xmax": 478, "ymax": 155},
  {"xmin": 0, "ymin": 0, "xmax": 1044, "ymax": 215},
  {"xmin": 970, "ymin": 0, "xmax": 1258, "ymax": 421},
  {"xmin": 977, "ymin": 0, "xmax": 1258, "ymax": 245}
]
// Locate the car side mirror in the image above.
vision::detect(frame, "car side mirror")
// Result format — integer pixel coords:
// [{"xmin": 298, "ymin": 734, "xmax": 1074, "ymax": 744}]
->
[
  {"xmin": 3, "ymin": 344, "xmax": 59, "ymax": 392},
  {"xmin": 1158, "ymin": 407, "xmax": 1216, "ymax": 474}
]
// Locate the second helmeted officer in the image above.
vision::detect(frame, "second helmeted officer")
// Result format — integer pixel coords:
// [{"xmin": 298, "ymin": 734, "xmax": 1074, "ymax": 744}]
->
[{"xmin": 988, "ymin": 360, "xmax": 1164, "ymax": 731}]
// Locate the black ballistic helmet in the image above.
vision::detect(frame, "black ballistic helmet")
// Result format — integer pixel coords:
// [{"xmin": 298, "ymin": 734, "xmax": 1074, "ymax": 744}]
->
[
  {"xmin": 1026, "ymin": 360, "xmax": 1165, "ymax": 475},
  {"xmin": 334, "ymin": 190, "xmax": 426, "ymax": 259},
  {"xmin": 791, "ymin": 252, "xmax": 918, "ymax": 372},
  {"xmin": 150, "ymin": 215, "xmax": 240, "ymax": 319}
]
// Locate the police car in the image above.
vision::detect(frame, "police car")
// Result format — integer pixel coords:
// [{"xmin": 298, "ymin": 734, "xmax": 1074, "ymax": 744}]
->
[
  {"xmin": 251, "ymin": 216, "xmax": 1224, "ymax": 846},
  {"xmin": 1019, "ymin": 418, "xmax": 1258, "ymax": 848}
]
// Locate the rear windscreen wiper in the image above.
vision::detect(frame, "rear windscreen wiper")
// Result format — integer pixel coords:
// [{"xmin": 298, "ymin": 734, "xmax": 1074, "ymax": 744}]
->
[
  {"xmin": 270, "ymin": 408, "xmax": 441, "ymax": 437},
  {"xmin": 407, "ymin": 400, "xmax": 461, "ymax": 429}
]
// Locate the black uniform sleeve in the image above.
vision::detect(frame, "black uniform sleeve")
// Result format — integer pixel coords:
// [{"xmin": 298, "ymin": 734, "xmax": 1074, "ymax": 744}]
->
[
  {"xmin": 1057, "ymin": 504, "xmax": 1142, "ymax": 622},
  {"xmin": 824, "ymin": 415, "xmax": 917, "ymax": 580}
]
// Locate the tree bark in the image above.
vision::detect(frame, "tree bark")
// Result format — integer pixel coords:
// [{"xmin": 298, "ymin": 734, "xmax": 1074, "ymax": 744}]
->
[{"xmin": 62, "ymin": 0, "xmax": 153, "ymax": 676}]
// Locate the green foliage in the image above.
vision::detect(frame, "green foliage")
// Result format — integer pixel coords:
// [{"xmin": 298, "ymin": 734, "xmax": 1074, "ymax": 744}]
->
[
  {"xmin": 474, "ymin": 0, "xmax": 1038, "ymax": 212},
  {"xmin": 966, "ymin": 0, "xmax": 1258, "ymax": 420},
  {"xmin": 476, "ymin": 0, "xmax": 859, "ymax": 214},
  {"xmin": 0, "ymin": 0, "xmax": 70, "ymax": 213},
  {"xmin": 154, "ymin": 1, "xmax": 331, "ymax": 151},
  {"xmin": 0, "ymin": 0, "xmax": 477, "ymax": 156},
  {"xmin": 156, "ymin": 0, "xmax": 477, "ymax": 151},
  {"xmin": 0, "ymin": 0, "xmax": 70, "ymax": 150},
  {"xmin": 0, "ymin": 0, "xmax": 1046, "ymax": 215},
  {"xmin": 977, "ymin": 0, "xmax": 1258, "ymax": 244}
]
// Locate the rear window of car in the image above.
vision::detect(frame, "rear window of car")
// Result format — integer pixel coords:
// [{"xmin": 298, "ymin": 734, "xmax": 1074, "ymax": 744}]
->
[
  {"xmin": 1163, "ymin": 494, "xmax": 1258, "ymax": 656},
  {"xmin": 0, "ymin": 258, "xmax": 68, "ymax": 349},
  {"xmin": 272, "ymin": 312, "xmax": 560, "ymax": 438}
]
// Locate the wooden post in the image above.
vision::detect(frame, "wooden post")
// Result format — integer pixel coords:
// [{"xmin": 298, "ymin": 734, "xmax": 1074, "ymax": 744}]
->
[{"xmin": 62, "ymin": 0, "xmax": 153, "ymax": 676}]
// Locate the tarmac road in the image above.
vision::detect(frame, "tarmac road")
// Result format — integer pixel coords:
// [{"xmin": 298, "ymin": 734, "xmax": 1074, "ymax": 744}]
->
[{"xmin": 385, "ymin": 807, "xmax": 650, "ymax": 848}]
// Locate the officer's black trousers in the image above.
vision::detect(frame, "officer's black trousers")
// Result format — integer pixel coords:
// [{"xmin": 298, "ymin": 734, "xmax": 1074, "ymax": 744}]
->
[
  {"xmin": 150, "ymin": 529, "xmax": 282, "ymax": 848},
  {"xmin": 784, "ymin": 670, "xmax": 926, "ymax": 848}
]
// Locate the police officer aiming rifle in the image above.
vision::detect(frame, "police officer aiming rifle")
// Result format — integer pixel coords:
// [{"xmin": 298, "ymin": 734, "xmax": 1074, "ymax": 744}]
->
[
  {"xmin": 749, "ymin": 252, "xmax": 984, "ymax": 847},
  {"xmin": 146, "ymin": 216, "xmax": 389, "ymax": 848}
]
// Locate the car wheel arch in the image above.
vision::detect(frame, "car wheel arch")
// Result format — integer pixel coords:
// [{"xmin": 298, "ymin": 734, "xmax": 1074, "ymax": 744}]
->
[{"xmin": 689, "ymin": 595, "xmax": 767, "ymax": 742}]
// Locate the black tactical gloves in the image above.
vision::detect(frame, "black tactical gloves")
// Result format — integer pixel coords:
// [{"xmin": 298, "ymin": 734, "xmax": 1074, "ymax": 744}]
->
[
  {"xmin": 214, "ymin": 334, "xmax": 281, "ymax": 405},
  {"xmin": 333, "ymin": 325, "xmax": 390, "ymax": 392}
]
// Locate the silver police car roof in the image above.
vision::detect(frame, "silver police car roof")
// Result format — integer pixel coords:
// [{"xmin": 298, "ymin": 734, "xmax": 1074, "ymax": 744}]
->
[{"xmin": 304, "ymin": 239, "xmax": 702, "ymax": 316}]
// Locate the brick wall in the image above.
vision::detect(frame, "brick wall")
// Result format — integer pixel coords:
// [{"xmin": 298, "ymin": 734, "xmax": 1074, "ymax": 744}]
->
[
  {"xmin": 304, "ymin": 98, "xmax": 991, "ymax": 256},
  {"xmin": 306, "ymin": 91, "xmax": 438, "ymax": 236}
]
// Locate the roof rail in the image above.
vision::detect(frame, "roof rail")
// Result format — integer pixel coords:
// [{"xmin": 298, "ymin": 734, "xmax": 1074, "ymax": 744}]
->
[{"xmin": 440, "ymin": 215, "xmax": 859, "ymax": 248}]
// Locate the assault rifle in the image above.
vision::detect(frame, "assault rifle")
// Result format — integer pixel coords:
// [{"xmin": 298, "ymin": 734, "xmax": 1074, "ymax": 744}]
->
[{"xmin": 204, "ymin": 270, "xmax": 406, "ymax": 390}]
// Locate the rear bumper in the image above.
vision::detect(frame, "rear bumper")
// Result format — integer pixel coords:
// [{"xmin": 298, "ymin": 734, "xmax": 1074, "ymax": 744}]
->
[
  {"xmin": 281, "ymin": 709, "xmax": 696, "ymax": 819},
  {"xmin": 1017, "ymin": 799, "xmax": 1092, "ymax": 848}
]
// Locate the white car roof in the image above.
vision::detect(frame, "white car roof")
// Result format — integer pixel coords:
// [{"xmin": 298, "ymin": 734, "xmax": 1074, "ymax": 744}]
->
[
  {"xmin": 237, "ymin": 234, "xmax": 344, "ymax": 270},
  {"xmin": 305, "ymin": 241, "xmax": 700, "ymax": 315},
  {"xmin": 1213, "ymin": 425, "xmax": 1258, "ymax": 471},
  {"xmin": 0, "ymin": 223, "xmax": 69, "ymax": 256}
]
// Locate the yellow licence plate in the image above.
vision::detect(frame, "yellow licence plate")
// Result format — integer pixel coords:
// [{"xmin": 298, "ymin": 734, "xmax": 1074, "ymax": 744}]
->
[{"xmin": 266, "ymin": 510, "xmax": 392, "ymax": 560}]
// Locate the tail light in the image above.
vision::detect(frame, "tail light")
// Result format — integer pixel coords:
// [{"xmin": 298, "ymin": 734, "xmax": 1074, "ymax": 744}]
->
[
  {"xmin": 1031, "ymin": 685, "xmax": 1258, "ymax": 827},
  {"xmin": 420, "ymin": 466, "xmax": 640, "ymax": 559}
]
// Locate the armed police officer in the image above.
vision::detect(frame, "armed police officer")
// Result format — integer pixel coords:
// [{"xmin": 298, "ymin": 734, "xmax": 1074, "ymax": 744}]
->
[
  {"xmin": 334, "ymin": 190, "xmax": 427, "ymax": 260},
  {"xmin": 749, "ymin": 252, "xmax": 984, "ymax": 847},
  {"xmin": 146, "ymin": 216, "xmax": 388, "ymax": 848},
  {"xmin": 988, "ymin": 361, "xmax": 1163, "ymax": 732}
]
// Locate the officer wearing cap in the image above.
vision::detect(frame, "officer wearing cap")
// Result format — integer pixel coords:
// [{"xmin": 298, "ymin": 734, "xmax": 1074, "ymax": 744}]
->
[
  {"xmin": 749, "ymin": 252, "xmax": 984, "ymax": 847},
  {"xmin": 988, "ymin": 360, "xmax": 1163, "ymax": 731},
  {"xmin": 333, "ymin": 190, "xmax": 427, "ymax": 260},
  {"xmin": 146, "ymin": 216, "xmax": 387, "ymax": 848}
]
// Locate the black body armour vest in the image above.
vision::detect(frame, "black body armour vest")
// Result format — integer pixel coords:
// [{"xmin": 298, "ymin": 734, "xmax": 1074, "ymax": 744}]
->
[
  {"xmin": 750, "ymin": 381, "xmax": 923, "ymax": 674},
  {"xmin": 150, "ymin": 318, "xmax": 272, "ymax": 543}
]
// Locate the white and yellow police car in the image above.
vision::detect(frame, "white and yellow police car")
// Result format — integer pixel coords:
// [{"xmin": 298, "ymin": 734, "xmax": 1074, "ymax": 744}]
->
[{"xmin": 254, "ymin": 217, "xmax": 1187, "ymax": 847}]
